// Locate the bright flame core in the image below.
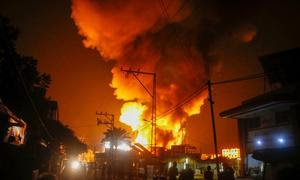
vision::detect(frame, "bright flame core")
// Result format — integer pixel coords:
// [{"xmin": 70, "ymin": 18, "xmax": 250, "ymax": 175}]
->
[
  {"xmin": 119, "ymin": 102, "xmax": 149, "ymax": 146},
  {"xmin": 119, "ymin": 92, "xmax": 207, "ymax": 149},
  {"xmin": 120, "ymin": 102, "xmax": 146, "ymax": 131}
]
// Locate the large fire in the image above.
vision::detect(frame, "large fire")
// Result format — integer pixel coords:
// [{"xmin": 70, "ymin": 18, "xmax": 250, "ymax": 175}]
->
[
  {"xmin": 120, "ymin": 100, "xmax": 186, "ymax": 148},
  {"xmin": 119, "ymin": 93, "xmax": 207, "ymax": 148},
  {"xmin": 120, "ymin": 102, "xmax": 146, "ymax": 131},
  {"xmin": 71, "ymin": 0, "xmax": 256, "ymax": 149},
  {"xmin": 71, "ymin": 0, "xmax": 208, "ymax": 149},
  {"xmin": 120, "ymin": 102, "xmax": 149, "ymax": 146}
]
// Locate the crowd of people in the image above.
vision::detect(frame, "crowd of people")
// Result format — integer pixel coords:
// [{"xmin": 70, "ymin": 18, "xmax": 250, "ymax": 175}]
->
[
  {"xmin": 168, "ymin": 161, "xmax": 235, "ymax": 180},
  {"xmin": 36, "ymin": 160, "xmax": 235, "ymax": 179}
]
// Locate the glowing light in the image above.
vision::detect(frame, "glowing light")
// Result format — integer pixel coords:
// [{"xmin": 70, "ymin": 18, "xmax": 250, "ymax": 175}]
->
[
  {"xmin": 104, "ymin": 141, "xmax": 131, "ymax": 151},
  {"xmin": 168, "ymin": 162, "xmax": 172, "ymax": 168},
  {"xmin": 71, "ymin": 161, "xmax": 80, "ymax": 170},
  {"xmin": 135, "ymin": 134, "xmax": 148, "ymax": 146},
  {"xmin": 120, "ymin": 102, "xmax": 146, "ymax": 131},
  {"xmin": 119, "ymin": 102, "xmax": 151, "ymax": 147},
  {"xmin": 201, "ymin": 154, "xmax": 210, "ymax": 160},
  {"xmin": 116, "ymin": 86, "xmax": 208, "ymax": 149},
  {"xmin": 278, "ymin": 138, "xmax": 285, "ymax": 144},
  {"xmin": 117, "ymin": 142, "xmax": 132, "ymax": 151},
  {"xmin": 256, "ymin": 140, "xmax": 262, "ymax": 145},
  {"xmin": 78, "ymin": 149, "xmax": 95, "ymax": 163},
  {"xmin": 104, "ymin": 141, "xmax": 110, "ymax": 149},
  {"xmin": 222, "ymin": 148, "xmax": 241, "ymax": 159}
]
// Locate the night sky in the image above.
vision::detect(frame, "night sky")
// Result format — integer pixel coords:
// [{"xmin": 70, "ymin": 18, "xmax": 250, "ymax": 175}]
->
[{"xmin": 1, "ymin": 0, "xmax": 299, "ymax": 152}]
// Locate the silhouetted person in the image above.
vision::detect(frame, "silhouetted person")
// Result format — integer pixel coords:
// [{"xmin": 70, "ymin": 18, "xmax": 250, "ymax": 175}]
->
[
  {"xmin": 219, "ymin": 163, "xmax": 234, "ymax": 180},
  {"xmin": 102, "ymin": 163, "xmax": 106, "ymax": 178},
  {"xmin": 204, "ymin": 166, "xmax": 213, "ymax": 180},
  {"xmin": 180, "ymin": 164, "xmax": 194, "ymax": 180},
  {"xmin": 168, "ymin": 161, "xmax": 178, "ymax": 180},
  {"xmin": 107, "ymin": 163, "xmax": 112, "ymax": 179},
  {"xmin": 179, "ymin": 171, "xmax": 184, "ymax": 180}
]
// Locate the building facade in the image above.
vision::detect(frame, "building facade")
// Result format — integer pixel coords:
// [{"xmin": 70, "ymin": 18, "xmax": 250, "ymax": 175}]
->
[{"xmin": 220, "ymin": 48, "xmax": 300, "ymax": 179}]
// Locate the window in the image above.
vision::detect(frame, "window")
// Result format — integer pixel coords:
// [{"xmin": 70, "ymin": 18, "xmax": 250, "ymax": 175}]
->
[
  {"xmin": 275, "ymin": 110, "xmax": 289, "ymax": 125},
  {"xmin": 247, "ymin": 118, "xmax": 261, "ymax": 129}
]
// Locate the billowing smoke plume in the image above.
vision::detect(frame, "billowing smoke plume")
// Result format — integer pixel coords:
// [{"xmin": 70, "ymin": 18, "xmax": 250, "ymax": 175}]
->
[{"xmin": 71, "ymin": 0, "xmax": 257, "ymax": 147}]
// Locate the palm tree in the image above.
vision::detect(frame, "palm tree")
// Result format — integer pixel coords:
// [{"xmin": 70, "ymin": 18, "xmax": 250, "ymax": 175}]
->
[
  {"xmin": 101, "ymin": 127, "xmax": 131, "ymax": 178},
  {"xmin": 102, "ymin": 127, "xmax": 130, "ymax": 150}
]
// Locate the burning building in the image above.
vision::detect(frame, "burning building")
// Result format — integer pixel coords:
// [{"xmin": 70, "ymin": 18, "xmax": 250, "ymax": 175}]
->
[{"xmin": 71, "ymin": 0, "xmax": 257, "ymax": 149}]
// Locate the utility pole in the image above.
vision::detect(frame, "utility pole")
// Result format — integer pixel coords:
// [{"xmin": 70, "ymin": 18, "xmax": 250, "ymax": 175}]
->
[
  {"xmin": 121, "ymin": 67, "xmax": 157, "ymax": 154},
  {"xmin": 207, "ymin": 80, "xmax": 220, "ymax": 174},
  {"xmin": 96, "ymin": 112, "xmax": 115, "ymax": 130},
  {"xmin": 96, "ymin": 111, "xmax": 115, "ymax": 177},
  {"xmin": 208, "ymin": 73, "xmax": 265, "ymax": 175}
]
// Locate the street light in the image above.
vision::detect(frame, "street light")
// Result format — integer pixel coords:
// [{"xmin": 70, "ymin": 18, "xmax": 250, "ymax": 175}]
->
[
  {"xmin": 277, "ymin": 138, "xmax": 285, "ymax": 144},
  {"xmin": 104, "ymin": 141, "xmax": 131, "ymax": 151},
  {"xmin": 117, "ymin": 142, "xmax": 132, "ymax": 151},
  {"xmin": 104, "ymin": 141, "xmax": 111, "ymax": 149},
  {"xmin": 256, "ymin": 140, "xmax": 262, "ymax": 145},
  {"xmin": 71, "ymin": 160, "xmax": 81, "ymax": 170}
]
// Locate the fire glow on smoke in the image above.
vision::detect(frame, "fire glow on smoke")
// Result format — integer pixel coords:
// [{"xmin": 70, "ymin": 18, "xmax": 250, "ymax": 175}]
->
[{"xmin": 71, "ymin": 0, "xmax": 256, "ymax": 148}]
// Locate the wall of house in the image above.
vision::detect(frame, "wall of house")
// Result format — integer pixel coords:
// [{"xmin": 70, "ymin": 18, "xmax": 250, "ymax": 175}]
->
[
  {"xmin": 244, "ymin": 105, "xmax": 296, "ymax": 153},
  {"xmin": 238, "ymin": 104, "xmax": 298, "ymax": 177}
]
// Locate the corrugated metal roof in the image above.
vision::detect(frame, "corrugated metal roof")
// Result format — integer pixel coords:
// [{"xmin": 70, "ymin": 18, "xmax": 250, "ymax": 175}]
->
[{"xmin": 0, "ymin": 98, "xmax": 26, "ymax": 127}]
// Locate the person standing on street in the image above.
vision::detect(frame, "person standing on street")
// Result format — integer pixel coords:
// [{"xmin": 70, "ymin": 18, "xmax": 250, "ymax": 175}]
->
[
  {"xmin": 204, "ymin": 166, "xmax": 213, "ymax": 180},
  {"xmin": 168, "ymin": 161, "xmax": 178, "ymax": 180}
]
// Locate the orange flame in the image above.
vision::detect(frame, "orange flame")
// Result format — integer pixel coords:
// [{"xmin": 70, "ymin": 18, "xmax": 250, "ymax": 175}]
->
[
  {"xmin": 120, "ymin": 102, "xmax": 146, "ymax": 131},
  {"xmin": 120, "ymin": 102, "xmax": 149, "ymax": 146},
  {"xmin": 119, "ymin": 91, "xmax": 207, "ymax": 149},
  {"xmin": 72, "ymin": 0, "xmax": 209, "ymax": 149}
]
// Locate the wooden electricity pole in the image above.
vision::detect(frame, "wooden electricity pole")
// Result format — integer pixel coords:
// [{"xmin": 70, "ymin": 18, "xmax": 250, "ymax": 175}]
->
[
  {"xmin": 207, "ymin": 73, "xmax": 265, "ymax": 174},
  {"xmin": 121, "ymin": 68, "xmax": 157, "ymax": 154},
  {"xmin": 96, "ymin": 111, "xmax": 115, "ymax": 177},
  {"xmin": 207, "ymin": 80, "xmax": 220, "ymax": 174},
  {"xmin": 96, "ymin": 111, "xmax": 114, "ymax": 130}
]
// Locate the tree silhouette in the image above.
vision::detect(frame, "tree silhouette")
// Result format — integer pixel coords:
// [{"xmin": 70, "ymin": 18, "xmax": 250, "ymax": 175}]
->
[
  {"xmin": 0, "ymin": 15, "xmax": 86, "ymax": 177},
  {"xmin": 102, "ymin": 127, "xmax": 130, "ymax": 149}
]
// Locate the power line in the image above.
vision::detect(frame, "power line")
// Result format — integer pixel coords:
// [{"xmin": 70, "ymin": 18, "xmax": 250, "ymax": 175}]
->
[
  {"xmin": 72, "ymin": 125, "xmax": 100, "ymax": 128},
  {"xmin": 157, "ymin": 82, "xmax": 207, "ymax": 120},
  {"xmin": 96, "ymin": 111, "xmax": 115, "ymax": 130},
  {"xmin": 171, "ymin": 0, "xmax": 190, "ymax": 19},
  {"xmin": 156, "ymin": 73, "xmax": 265, "ymax": 120},
  {"xmin": 120, "ymin": 68, "xmax": 157, "ymax": 153},
  {"xmin": 159, "ymin": 0, "xmax": 189, "ymax": 20},
  {"xmin": 12, "ymin": 57, "xmax": 53, "ymax": 140},
  {"xmin": 158, "ymin": 0, "xmax": 170, "ymax": 20},
  {"xmin": 211, "ymin": 73, "xmax": 265, "ymax": 85}
]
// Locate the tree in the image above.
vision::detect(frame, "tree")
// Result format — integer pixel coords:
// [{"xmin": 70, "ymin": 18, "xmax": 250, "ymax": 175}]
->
[
  {"xmin": 102, "ymin": 127, "xmax": 131, "ymax": 149},
  {"xmin": 0, "ymin": 15, "xmax": 86, "ymax": 177},
  {"xmin": 102, "ymin": 127, "xmax": 131, "ymax": 178}
]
